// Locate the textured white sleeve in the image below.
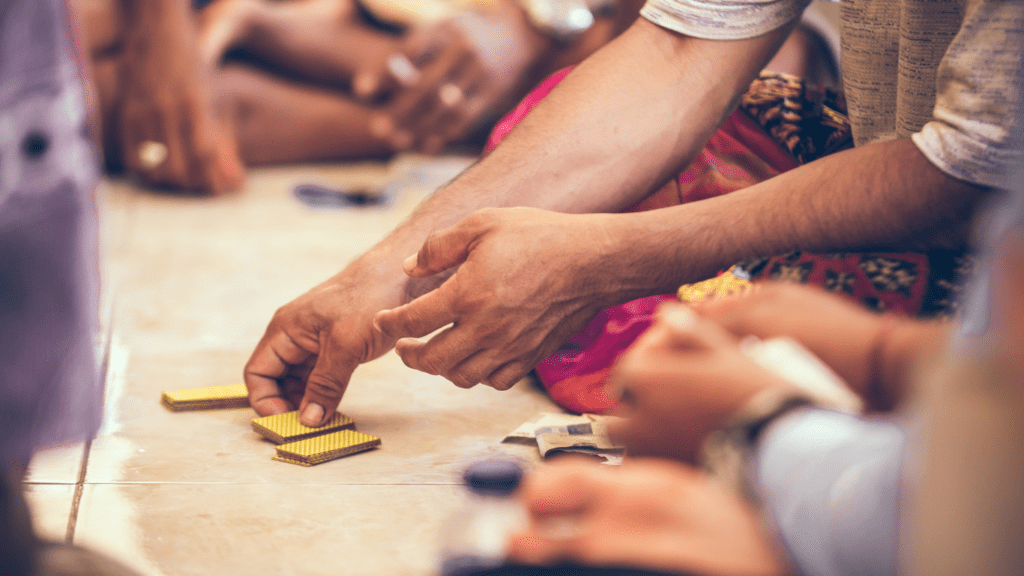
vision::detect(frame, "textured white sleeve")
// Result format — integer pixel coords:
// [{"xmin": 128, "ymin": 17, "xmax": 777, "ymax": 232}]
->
[
  {"xmin": 910, "ymin": 0, "xmax": 1024, "ymax": 188},
  {"xmin": 754, "ymin": 409, "xmax": 905, "ymax": 576},
  {"xmin": 640, "ymin": 0, "xmax": 812, "ymax": 40}
]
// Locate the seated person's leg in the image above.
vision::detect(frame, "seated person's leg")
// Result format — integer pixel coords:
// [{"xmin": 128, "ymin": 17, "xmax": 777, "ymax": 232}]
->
[
  {"xmin": 215, "ymin": 65, "xmax": 393, "ymax": 164},
  {"xmin": 198, "ymin": 0, "xmax": 401, "ymax": 91}
]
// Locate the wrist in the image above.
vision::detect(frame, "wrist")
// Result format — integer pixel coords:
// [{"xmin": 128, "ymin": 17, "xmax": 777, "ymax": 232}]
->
[
  {"xmin": 578, "ymin": 213, "xmax": 676, "ymax": 307},
  {"xmin": 605, "ymin": 208, "xmax": 729, "ymax": 298},
  {"xmin": 701, "ymin": 387, "xmax": 814, "ymax": 500}
]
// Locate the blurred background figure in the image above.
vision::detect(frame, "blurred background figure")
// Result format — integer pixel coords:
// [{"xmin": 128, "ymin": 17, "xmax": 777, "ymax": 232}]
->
[
  {"xmin": 69, "ymin": 0, "xmax": 647, "ymax": 194},
  {"xmin": 70, "ymin": 0, "xmax": 834, "ymax": 195},
  {"xmin": 0, "ymin": 0, "xmax": 138, "ymax": 574}
]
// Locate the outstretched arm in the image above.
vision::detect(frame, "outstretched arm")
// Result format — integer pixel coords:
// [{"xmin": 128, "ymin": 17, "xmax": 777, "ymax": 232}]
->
[
  {"xmin": 244, "ymin": 17, "xmax": 794, "ymax": 426},
  {"xmin": 373, "ymin": 136, "xmax": 984, "ymax": 395}
]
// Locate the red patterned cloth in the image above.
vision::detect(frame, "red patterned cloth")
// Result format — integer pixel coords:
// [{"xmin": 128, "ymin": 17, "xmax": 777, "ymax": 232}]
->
[{"xmin": 484, "ymin": 69, "xmax": 967, "ymax": 414}]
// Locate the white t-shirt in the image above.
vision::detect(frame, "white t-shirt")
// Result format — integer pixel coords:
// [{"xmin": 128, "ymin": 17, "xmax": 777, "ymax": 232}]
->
[{"xmin": 641, "ymin": 0, "xmax": 1024, "ymax": 188}]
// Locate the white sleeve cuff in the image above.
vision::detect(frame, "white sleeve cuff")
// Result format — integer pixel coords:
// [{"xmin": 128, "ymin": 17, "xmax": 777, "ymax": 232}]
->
[
  {"xmin": 641, "ymin": 0, "xmax": 811, "ymax": 40},
  {"xmin": 912, "ymin": 119, "xmax": 1022, "ymax": 189}
]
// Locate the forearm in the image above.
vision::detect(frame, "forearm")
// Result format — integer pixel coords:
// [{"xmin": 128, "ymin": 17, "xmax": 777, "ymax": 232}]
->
[
  {"xmin": 346, "ymin": 18, "xmax": 791, "ymax": 301},
  {"xmin": 598, "ymin": 137, "xmax": 993, "ymax": 298},
  {"xmin": 453, "ymin": 18, "xmax": 791, "ymax": 215}
]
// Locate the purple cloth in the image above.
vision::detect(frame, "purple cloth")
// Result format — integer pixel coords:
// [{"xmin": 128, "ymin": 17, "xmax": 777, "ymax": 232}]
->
[{"xmin": 0, "ymin": 0, "xmax": 103, "ymax": 465}]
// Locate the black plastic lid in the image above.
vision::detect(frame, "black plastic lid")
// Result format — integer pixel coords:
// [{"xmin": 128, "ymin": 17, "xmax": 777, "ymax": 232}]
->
[{"xmin": 463, "ymin": 460, "xmax": 523, "ymax": 495}]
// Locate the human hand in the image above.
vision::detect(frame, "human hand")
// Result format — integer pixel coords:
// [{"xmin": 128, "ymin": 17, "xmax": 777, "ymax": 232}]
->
[
  {"xmin": 509, "ymin": 457, "xmax": 792, "ymax": 576},
  {"xmin": 196, "ymin": 0, "xmax": 261, "ymax": 68},
  {"xmin": 373, "ymin": 207, "xmax": 620, "ymax": 391},
  {"xmin": 691, "ymin": 283, "xmax": 890, "ymax": 404},
  {"xmin": 117, "ymin": 1, "xmax": 245, "ymax": 193},
  {"xmin": 243, "ymin": 265, "xmax": 401, "ymax": 426},
  {"xmin": 607, "ymin": 304, "xmax": 795, "ymax": 462},
  {"xmin": 356, "ymin": 3, "xmax": 551, "ymax": 153}
]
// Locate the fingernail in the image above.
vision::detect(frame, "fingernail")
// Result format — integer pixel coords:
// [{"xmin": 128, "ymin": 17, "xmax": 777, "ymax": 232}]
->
[
  {"xmin": 372, "ymin": 312, "xmax": 386, "ymax": 333},
  {"xmin": 301, "ymin": 403, "xmax": 325, "ymax": 427},
  {"xmin": 402, "ymin": 253, "xmax": 418, "ymax": 273},
  {"xmin": 386, "ymin": 54, "xmax": 418, "ymax": 84}
]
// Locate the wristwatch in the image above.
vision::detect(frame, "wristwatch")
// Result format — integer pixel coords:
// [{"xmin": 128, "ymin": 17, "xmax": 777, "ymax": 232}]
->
[
  {"xmin": 518, "ymin": 0, "xmax": 616, "ymax": 45},
  {"xmin": 701, "ymin": 388, "xmax": 815, "ymax": 502}
]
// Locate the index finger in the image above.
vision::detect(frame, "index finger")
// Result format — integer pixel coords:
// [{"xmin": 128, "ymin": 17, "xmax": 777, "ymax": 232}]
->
[
  {"xmin": 373, "ymin": 283, "xmax": 458, "ymax": 339},
  {"xmin": 244, "ymin": 330, "xmax": 314, "ymax": 416}
]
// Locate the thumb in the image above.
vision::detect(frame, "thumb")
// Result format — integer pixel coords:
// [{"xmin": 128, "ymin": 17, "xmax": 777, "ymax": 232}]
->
[
  {"xmin": 297, "ymin": 333, "xmax": 356, "ymax": 427},
  {"xmin": 656, "ymin": 303, "xmax": 737, "ymax": 351},
  {"xmin": 403, "ymin": 217, "xmax": 486, "ymax": 278}
]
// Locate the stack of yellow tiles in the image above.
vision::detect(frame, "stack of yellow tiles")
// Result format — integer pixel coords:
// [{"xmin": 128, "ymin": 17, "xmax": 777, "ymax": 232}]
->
[
  {"xmin": 161, "ymin": 384, "xmax": 381, "ymax": 466},
  {"xmin": 161, "ymin": 384, "xmax": 251, "ymax": 411},
  {"xmin": 272, "ymin": 429, "xmax": 382, "ymax": 467},
  {"xmin": 251, "ymin": 410, "xmax": 380, "ymax": 466}
]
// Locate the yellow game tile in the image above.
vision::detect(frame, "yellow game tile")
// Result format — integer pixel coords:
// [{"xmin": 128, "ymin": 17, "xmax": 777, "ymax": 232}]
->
[
  {"xmin": 161, "ymin": 383, "xmax": 250, "ymax": 411},
  {"xmin": 273, "ymin": 430, "xmax": 381, "ymax": 466},
  {"xmin": 251, "ymin": 410, "xmax": 355, "ymax": 444}
]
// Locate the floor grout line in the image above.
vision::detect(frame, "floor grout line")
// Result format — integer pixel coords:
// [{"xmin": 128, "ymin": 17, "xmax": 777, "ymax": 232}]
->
[
  {"xmin": 65, "ymin": 438, "xmax": 91, "ymax": 544},
  {"xmin": 65, "ymin": 297, "xmax": 116, "ymax": 544}
]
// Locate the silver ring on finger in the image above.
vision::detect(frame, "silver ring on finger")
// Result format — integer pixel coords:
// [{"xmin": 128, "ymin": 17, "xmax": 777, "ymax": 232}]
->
[
  {"xmin": 438, "ymin": 83, "xmax": 465, "ymax": 108},
  {"xmin": 137, "ymin": 141, "xmax": 168, "ymax": 170},
  {"xmin": 387, "ymin": 54, "xmax": 419, "ymax": 84}
]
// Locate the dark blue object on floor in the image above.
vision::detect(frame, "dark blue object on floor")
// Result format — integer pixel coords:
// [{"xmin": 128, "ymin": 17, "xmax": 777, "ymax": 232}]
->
[{"xmin": 293, "ymin": 183, "xmax": 395, "ymax": 210}]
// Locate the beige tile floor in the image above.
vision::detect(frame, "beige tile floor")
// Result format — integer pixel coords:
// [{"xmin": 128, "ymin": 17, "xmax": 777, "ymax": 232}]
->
[{"xmin": 23, "ymin": 155, "xmax": 560, "ymax": 576}]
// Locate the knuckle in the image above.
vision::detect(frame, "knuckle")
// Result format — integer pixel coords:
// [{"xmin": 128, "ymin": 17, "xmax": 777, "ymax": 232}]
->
[
  {"xmin": 419, "ymin": 233, "xmax": 444, "ymax": 264},
  {"xmin": 487, "ymin": 370, "xmax": 521, "ymax": 391},
  {"xmin": 398, "ymin": 307, "xmax": 431, "ymax": 334},
  {"xmin": 470, "ymin": 207, "xmax": 500, "ymax": 223},
  {"xmin": 303, "ymin": 376, "xmax": 338, "ymax": 400},
  {"xmin": 416, "ymin": 353, "xmax": 449, "ymax": 377},
  {"xmin": 447, "ymin": 370, "xmax": 478, "ymax": 389},
  {"xmin": 472, "ymin": 319, "xmax": 501, "ymax": 341},
  {"xmin": 269, "ymin": 305, "xmax": 295, "ymax": 327}
]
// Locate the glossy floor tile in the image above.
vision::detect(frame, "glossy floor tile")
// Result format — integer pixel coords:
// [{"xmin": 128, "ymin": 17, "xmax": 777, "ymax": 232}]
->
[
  {"xmin": 24, "ymin": 443, "xmax": 85, "ymax": 484},
  {"xmin": 57, "ymin": 155, "xmax": 562, "ymax": 575},
  {"xmin": 24, "ymin": 484, "xmax": 75, "ymax": 543},
  {"xmin": 75, "ymin": 484, "xmax": 463, "ymax": 576}
]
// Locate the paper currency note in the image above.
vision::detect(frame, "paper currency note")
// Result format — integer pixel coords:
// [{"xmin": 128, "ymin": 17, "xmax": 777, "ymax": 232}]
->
[{"xmin": 503, "ymin": 413, "xmax": 624, "ymax": 462}]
